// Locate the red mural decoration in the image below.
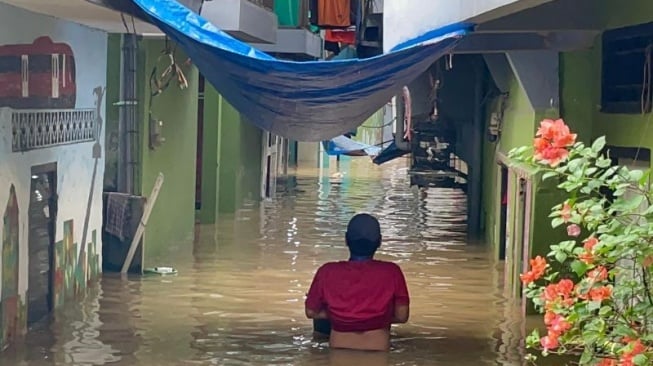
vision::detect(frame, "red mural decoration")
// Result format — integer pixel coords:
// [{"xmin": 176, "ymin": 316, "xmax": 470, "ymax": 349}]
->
[{"xmin": 0, "ymin": 36, "xmax": 76, "ymax": 109}]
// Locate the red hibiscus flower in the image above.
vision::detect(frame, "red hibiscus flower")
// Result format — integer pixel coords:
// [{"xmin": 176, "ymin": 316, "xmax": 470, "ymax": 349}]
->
[
  {"xmin": 561, "ymin": 202, "xmax": 572, "ymax": 222},
  {"xmin": 588, "ymin": 286, "xmax": 612, "ymax": 302},
  {"xmin": 533, "ymin": 119, "xmax": 577, "ymax": 167},
  {"xmin": 520, "ymin": 256, "xmax": 547, "ymax": 285}
]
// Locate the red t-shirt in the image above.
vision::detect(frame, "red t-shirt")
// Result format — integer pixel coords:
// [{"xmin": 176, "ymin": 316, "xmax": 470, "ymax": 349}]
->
[{"xmin": 305, "ymin": 260, "xmax": 410, "ymax": 332}]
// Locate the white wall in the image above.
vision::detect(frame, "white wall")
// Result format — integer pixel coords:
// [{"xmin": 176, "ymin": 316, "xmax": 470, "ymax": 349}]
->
[
  {"xmin": 0, "ymin": 2, "xmax": 107, "ymax": 299},
  {"xmin": 383, "ymin": 0, "xmax": 536, "ymax": 52}
]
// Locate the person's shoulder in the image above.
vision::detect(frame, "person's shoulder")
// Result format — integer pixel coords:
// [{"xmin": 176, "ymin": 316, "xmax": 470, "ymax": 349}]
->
[
  {"xmin": 372, "ymin": 260, "xmax": 403, "ymax": 271},
  {"xmin": 317, "ymin": 261, "xmax": 344, "ymax": 272}
]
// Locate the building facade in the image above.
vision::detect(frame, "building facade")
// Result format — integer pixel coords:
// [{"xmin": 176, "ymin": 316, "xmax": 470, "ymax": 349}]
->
[
  {"xmin": 0, "ymin": 0, "xmax": 321, "ymax": 351},
  {"xmin": 0, "ymin": 2, "xmax": 107, "ymax": 349},
  {"xmin": 385, "ymin": 0, "xmax": 653, "ymax": 310}
]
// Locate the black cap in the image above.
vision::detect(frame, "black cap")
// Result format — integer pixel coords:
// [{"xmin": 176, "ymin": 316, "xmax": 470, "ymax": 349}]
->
[{"xmin": 346, "ymin": 213, "xmax": 381, "ymax": 243}]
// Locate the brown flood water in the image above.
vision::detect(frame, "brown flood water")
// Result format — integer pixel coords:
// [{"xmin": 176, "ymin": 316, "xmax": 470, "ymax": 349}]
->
[{"xmin": 1, "ymin": 159, "xmax": 552, "ymax": 366}]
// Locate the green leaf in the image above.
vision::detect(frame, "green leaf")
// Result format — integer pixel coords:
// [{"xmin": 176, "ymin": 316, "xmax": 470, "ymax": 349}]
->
[
  {"xmin": 599, "ymin": 306, "xmax": 612, "ymax": 316},
  {"xmin": 571, "ymin": 260, "xmax": 589, "ymax": 277},
  {"xmin": 639, "ymin": 170, "xmax": 650, "ymax": 185},
  {"xmin": 584, "ymin": 330, "xmax": 601, "ymax": 344},
  {"xmin": 586, "ymin": 167, "xmax": 598, "ymax": 176},
  {"xmin": 526, "ymin": 328, "xmax": 540, "ymax": 348},
  {"xmin": 633, "ymin": 354, "xmax": 648, "ymax": 366},
  {"xmin": 629, "ymin": 169, "xmax": 644, "ymax": 183},
  {"xmin": 560, "ymin": 240, "xmax": 577, "ymax": 252},
  {"xmin": 588, "ymin": 300, "xmax": 602, "ymax": 312},
  {"xmin": 542, "ymin": 171, "xmax": 558, "ymax": 181},
  {"xmin": 579, "ymin": 348, "xmax": 593, "ymax": 364},
  {"xmin": 551, "ymin": 217, "xmax": 565, "ymax": 228},
  {"xmin": 555, "ymin": 251, "xmax": 568, "ymax": 264},
  {"xmin": 568, "ymin": 158, "xmax": 584, "ymax": 174},
  {"xmin": 596, "ymin": 157, "xmax": 612, "ymax": 168},
  {"xmin": 592, "ymin": 136, "xmax": 606, "ymax": 153}
]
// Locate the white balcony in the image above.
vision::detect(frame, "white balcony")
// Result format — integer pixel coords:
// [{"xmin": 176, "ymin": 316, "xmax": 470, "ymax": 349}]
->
[
  {"xmin": 201, "ymin": 0, "xmax": 278, "ymax": 44},
  {"xmin": 252, "ymin": 28, "xmax": 322, "ymax": 60}
]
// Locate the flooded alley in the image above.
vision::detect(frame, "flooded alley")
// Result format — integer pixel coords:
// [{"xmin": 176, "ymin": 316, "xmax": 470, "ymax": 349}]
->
[{"xmin": 1, "ymin": 159, "xmax": 531, "ymax": 366}]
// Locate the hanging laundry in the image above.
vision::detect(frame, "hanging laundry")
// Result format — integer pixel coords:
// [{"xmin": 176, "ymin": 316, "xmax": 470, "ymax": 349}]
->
[
  {"xmin": 318, "ymin": 0, "xmax": 350, "ymax": 28},
  {"xmin": 326, "ymin": 28, "xmax": 356, "ymax": 45},
  {"xmin": 131, "ymin": 0, "xmax": 471, "ymax": 141},
  {"xmin": 310, "ymin": 0, "xmax": 359, "ymax": 28}
]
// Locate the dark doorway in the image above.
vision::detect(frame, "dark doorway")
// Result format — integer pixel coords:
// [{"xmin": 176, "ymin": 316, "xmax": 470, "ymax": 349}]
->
[
  {"xmin": 498, "ymin": 165, "xmax": 508, "ymax": 260},
  {"xmin": 195, "ymin": 74, "xmax": 205, "ymax": 210},
  {"xmin": 27, "ymin": 163, "xmax": 57, "ymax": 325}
]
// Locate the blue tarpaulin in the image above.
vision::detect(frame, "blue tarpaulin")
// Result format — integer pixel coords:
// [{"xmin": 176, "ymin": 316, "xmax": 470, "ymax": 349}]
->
[
  {"xmin": 322, "ymin": 136, "xmax": 382, "ymax": 157},
  {"xmin": 132, "ymin": 0, "xmax": 472, "ymax": 141}
]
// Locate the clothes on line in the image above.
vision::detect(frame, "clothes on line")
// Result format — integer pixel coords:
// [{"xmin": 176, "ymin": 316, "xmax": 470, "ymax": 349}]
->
[
  {"xmin": 309, "ymin": 0, "xmax": 358, "ymax": 29},
  {"xmin": 131, "ymin": 0, "xmax": 471, "ymax": 141},
  {"xmin": 326, "ymin": 29, "xmax": 356, "ymax": 44}
]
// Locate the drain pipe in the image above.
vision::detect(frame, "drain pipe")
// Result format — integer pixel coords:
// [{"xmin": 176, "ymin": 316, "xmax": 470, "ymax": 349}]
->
[{"xmin": 117, "ymin": 33, "xmax": 139, "ymax": 194}]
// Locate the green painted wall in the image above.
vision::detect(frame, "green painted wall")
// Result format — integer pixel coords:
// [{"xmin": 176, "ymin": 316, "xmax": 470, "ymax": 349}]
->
[
  {"xmin": 562, "ymin": 0, "xmax": 653, "ymax": 162},
  {"xmin": 139, "ymin": 40, "xmax": 199, "ymax": 262},
  {"xmin": 238, "ymin": 117, "xmax": 264, "ymax": 204},
  {"xmin": 603, "ymin": 0, "xmax": 653, "ymax": 30},
  {"xmin": 480, "ymin": 65, "xmax": 573, "ymax": 281},
  {"xmin": 217, "ymin": 105, "xmax": 263, "ymax": 213},
  {"xmin": 477, "ymin": 0, "xmax": 653, "ymax": 313},
  {"xmin": 481, "ymin": 73, "xmax": 535, "ymax": 249},
  {"xmin": 560, "ymin": 50, "xmax": 596, "ymax": 144},
  {"xmin": 199, "ymin": 83, "xmax": 263, "ymax": 217},
  {"xmin": 217, "ymin": 99, "xmax": 242, "ymax": 213}
]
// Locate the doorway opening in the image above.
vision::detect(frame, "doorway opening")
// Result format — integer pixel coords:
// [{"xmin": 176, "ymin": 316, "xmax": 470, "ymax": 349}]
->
[
  {"xmin": 515, "ymin": 178, "xmax": 528, "ymax": 297},
  {"xmin": 27, "ymin": 163, "xmax": 58, "ymax": 326},
  {"xmin": 195, "ymin": 74, "xmax": 206, "ymax": 210},
  {"xmin": 498, "ymin": 164, "xmax": 508, "ymax": 261}
]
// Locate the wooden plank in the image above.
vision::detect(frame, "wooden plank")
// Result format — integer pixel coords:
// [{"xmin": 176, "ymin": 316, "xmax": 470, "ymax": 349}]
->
[{"xmin": 121, "ymin": 173, "xmax": 164, "ymax": 274}]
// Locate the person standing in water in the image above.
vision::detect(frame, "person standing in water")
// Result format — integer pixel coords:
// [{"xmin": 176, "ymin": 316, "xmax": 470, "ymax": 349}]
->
[{"xmin": 305, "ymin": 213, "xmax": 410, "ymax": 351}]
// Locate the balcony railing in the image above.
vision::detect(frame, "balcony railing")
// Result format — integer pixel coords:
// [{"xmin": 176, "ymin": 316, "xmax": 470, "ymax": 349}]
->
[{"xmin": 11, "ymin": 109, "xmax": 97, "ymax": 152}]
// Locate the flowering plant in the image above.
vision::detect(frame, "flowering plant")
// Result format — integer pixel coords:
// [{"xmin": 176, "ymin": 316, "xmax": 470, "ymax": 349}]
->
[{"xmin": 509, "ymin": 119, "xmax": 653, "ymax": 365}]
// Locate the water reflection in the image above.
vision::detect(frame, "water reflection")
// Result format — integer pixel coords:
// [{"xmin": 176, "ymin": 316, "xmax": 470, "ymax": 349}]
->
[{"xmin": 1, "ymin": 159, "xmax": 538, "ymax": 365}]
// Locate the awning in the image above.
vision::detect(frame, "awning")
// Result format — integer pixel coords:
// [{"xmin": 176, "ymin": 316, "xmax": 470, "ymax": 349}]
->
[
  {"xmin": 132, "ymin": 0, "xmax": 472, "ymax": 141},
  {"xmin": 322, "ymin": 136, "xmax": 382, "ymax": 157}
]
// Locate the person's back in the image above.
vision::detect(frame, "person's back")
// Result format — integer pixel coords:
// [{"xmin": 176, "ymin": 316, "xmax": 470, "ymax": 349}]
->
[{"xmin": 305, "ymin": 213, "xmax": 410, "ymax": 351}]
